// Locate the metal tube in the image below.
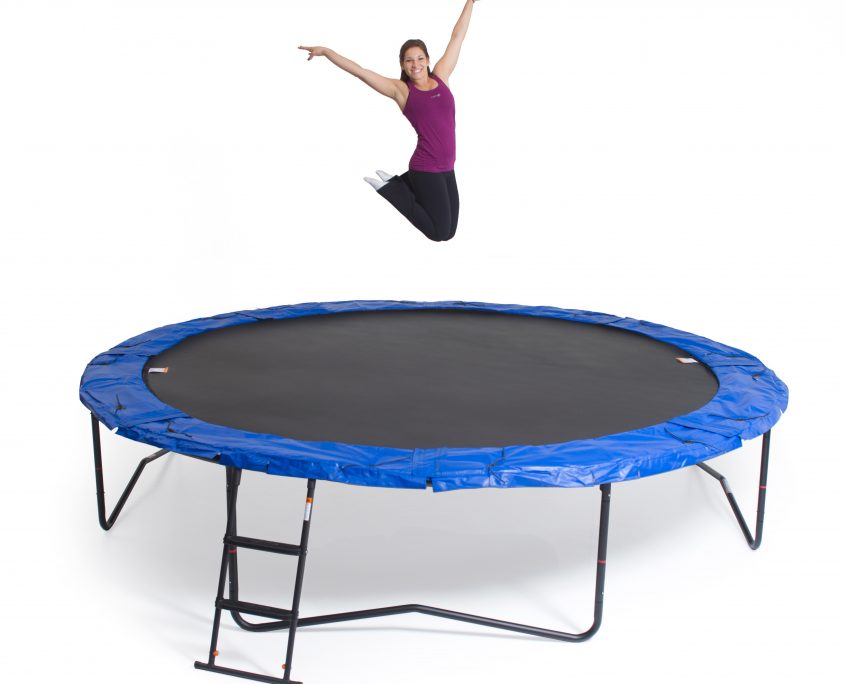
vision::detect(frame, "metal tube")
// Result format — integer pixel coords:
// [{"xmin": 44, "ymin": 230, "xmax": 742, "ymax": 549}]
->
[
  {"xmin": 753, "ymin": 430, "xmax": 771, "ymax": 550},
  {"xmin": 283, "ymin": 483, "xmax": 613, "ymax": 643},
  {"xmin": 696, "ymin": 430, "xmax": 772, "ymax": 550},
  {"xmin": 282, "ymin": 479, "xmax": 316, "ymax": 681},
  {"xmin": 194, "ymin": 661, "xmax": 297, "ymax": 683},
  {"xmin": 204, "ymin": 467, "xmax": 243, "ymax": 666},
  {"xmin": 90, "ymin": 413, "xmax": 168, "ymax": 531},
  {"xmin": 588, "ymin": 483, "xmax": 612, "ymax": 637}
]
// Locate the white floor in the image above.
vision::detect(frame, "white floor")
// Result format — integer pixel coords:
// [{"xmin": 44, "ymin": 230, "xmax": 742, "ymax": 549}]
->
[{"xmin": 2, "ymin": 2, "xmax": 843, "ymax": 683}]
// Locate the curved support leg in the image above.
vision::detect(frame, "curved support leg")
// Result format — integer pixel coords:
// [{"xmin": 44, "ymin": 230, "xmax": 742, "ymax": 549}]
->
[
  {"xmin": 220, "ymin": 482, "xmax": 613, "ymax": 643},
  {"xmin": 91, "ymin": 413, "xmax": 169, "ymax": 531},
  {"xmin": 697, "ymin": 430, "xmax": 770, "ymax": 549},
  {"xmin": 195, "ymin": 480, "xmax": 611, "ymax": 683},
  {"xmin": 291, "ymin": 482, "xmax": 611, "ymax": 642}
]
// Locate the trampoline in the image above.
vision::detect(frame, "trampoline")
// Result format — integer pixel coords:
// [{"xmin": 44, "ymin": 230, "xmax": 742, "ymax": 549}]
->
[{"xmin": 80, "ymin": 300, "xmax": 788, "ymax": 684}]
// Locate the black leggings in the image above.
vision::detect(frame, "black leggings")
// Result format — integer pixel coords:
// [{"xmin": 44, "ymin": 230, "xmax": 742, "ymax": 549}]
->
[{"xmin": 377, "ymin": 169, "xmax": 459, "ymax": 242}]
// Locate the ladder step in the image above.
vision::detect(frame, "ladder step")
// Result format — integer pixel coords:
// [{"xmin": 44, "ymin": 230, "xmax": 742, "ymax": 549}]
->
[
  {"xmin": 195, "ymin": 661, "xmax": 301, "ymax": 684},
  {"xmin": 226, "ymin": 534, "xmax": 301, "ymax": 556},
  {"xmin": 217, "ymin": 598, "xmax": 293, "ymax": 621}
]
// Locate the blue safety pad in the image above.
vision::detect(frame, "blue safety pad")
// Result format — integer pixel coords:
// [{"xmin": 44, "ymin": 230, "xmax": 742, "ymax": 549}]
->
[{"xmin": 80, "ymin": 301, "xmax": 788, "ymax": 491}]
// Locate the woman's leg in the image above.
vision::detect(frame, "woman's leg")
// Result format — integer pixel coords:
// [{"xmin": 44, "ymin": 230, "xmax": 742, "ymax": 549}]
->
[
  {"xmin": 444, "ymin": 171, "xmax": 459, "ymax": 241},
  {"xmin": 377, "ymin": 170, "xmax": 457, "ymax": 242}
]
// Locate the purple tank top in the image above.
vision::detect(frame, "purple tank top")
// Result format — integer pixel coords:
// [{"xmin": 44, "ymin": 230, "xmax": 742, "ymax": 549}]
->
[{"xmin": 403, "ymin": 74, "xmax": 456, "ymax": 172}]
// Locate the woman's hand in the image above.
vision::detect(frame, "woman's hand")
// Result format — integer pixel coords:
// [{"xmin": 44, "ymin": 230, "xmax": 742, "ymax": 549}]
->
[{"xmin": 298, "ymin": 46, "xmax": 328, "ymax": 61}]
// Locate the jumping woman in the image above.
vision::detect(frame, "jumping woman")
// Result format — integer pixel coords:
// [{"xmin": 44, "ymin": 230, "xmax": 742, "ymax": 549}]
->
[{"xmin": 299, "ymin": 0, "xmax": 480, "ymax": 242}]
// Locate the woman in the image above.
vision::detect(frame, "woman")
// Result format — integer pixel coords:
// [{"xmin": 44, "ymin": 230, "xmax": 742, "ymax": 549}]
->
[{"xmin": 299, "ymin": 0, "xmax": 479, "ymax": 242}]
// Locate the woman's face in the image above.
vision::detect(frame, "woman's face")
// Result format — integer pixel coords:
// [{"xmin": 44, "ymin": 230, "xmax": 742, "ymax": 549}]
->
[{"xmin": 402, "ymin": 47, "xmax": 429, "ymax": 82}]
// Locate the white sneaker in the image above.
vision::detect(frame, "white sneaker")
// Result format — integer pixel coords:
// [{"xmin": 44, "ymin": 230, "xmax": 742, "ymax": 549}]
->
[
  {"xmin": 364, "ymin": 176, "xmax": 386, "ymax": 191},
  {"xmin": 376, "ymin": 170, "xmax": 395, "ymax": 182}
]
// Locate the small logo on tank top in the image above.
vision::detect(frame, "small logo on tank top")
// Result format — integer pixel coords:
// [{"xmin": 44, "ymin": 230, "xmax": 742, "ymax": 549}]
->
[{"xmin": 431, "ymin": 92, "xmax": 441, "ymax": 98}]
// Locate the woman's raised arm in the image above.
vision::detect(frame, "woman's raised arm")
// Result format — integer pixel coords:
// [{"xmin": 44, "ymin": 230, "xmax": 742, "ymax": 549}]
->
[
  {"xmin": 299, "ymin": 46, "xmax": 405, "ymax": 104},
  {"xmin": 432, "ymin": 0, "xmax": 478, "ymax": 84}
]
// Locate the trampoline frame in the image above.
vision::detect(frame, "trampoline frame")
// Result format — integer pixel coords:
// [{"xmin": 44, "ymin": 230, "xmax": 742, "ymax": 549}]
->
[{"xmin": 90, "ymin": 413, "xmax": 772, "ymax": 684}]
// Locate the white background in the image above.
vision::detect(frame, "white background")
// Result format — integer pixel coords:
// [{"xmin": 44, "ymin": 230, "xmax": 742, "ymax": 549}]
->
[{"xmin": 1, "ymin": 1, "xmax": 843, "ymax": 682}]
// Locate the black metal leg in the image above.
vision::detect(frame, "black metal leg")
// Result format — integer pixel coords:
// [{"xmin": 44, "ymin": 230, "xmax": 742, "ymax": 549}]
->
[
  {"xmin": 282, "ymin": 478, "xmax": 316, "ymax": 681},
  {"xmin": 591, "ymin": 482, "xmax": 611, "ymax": 635},
  {"xmin": 193, "ymin": 481, "xmax": 613, "ymax": 684},
  {"xmin": 91, "ymin": 412, "xmax": 168, "ymax": 531},
  {"xmin": 697, "ymin": 430, "xmax": 771, "ymax": 549},
  {"xmin": 202, "ymin": 467, "xmax": 242, "ymax": 669},
  {"xmin": 205, "ymin": 483, "xmax": 613, "ymax": 644},
  {"xmin": 289, "ymin": 483, "xmax": 612, "ymax": 642}
]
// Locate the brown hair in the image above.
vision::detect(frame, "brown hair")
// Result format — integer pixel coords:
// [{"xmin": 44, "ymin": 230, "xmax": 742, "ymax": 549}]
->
[{"xmin": 399, "ymin": 39, "xmax": 431, "ymax": 82}]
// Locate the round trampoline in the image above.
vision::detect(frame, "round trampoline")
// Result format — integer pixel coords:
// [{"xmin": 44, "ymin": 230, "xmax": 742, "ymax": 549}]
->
[
  {"xmin": 81, "ymin": 300, "xmax": 786, "ymax": 490},
  {"xmin": 80, "ymin": 301, "xmax": 788, "ymax": 684}
]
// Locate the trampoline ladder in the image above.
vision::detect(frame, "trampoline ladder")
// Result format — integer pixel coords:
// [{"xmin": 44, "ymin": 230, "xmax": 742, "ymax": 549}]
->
[{"xmin": 195, "ymin": 467, "xmax": 316, "ymax": 684}]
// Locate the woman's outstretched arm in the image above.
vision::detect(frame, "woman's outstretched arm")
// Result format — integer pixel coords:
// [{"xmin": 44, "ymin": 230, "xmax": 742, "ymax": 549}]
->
[
  {"xmin": 299, "ymin": 46, "xmax": 405, "ymax": 104},
  {"xmin": 433, "ymin": 0, "xmax": 479, "ymax": 84}
]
